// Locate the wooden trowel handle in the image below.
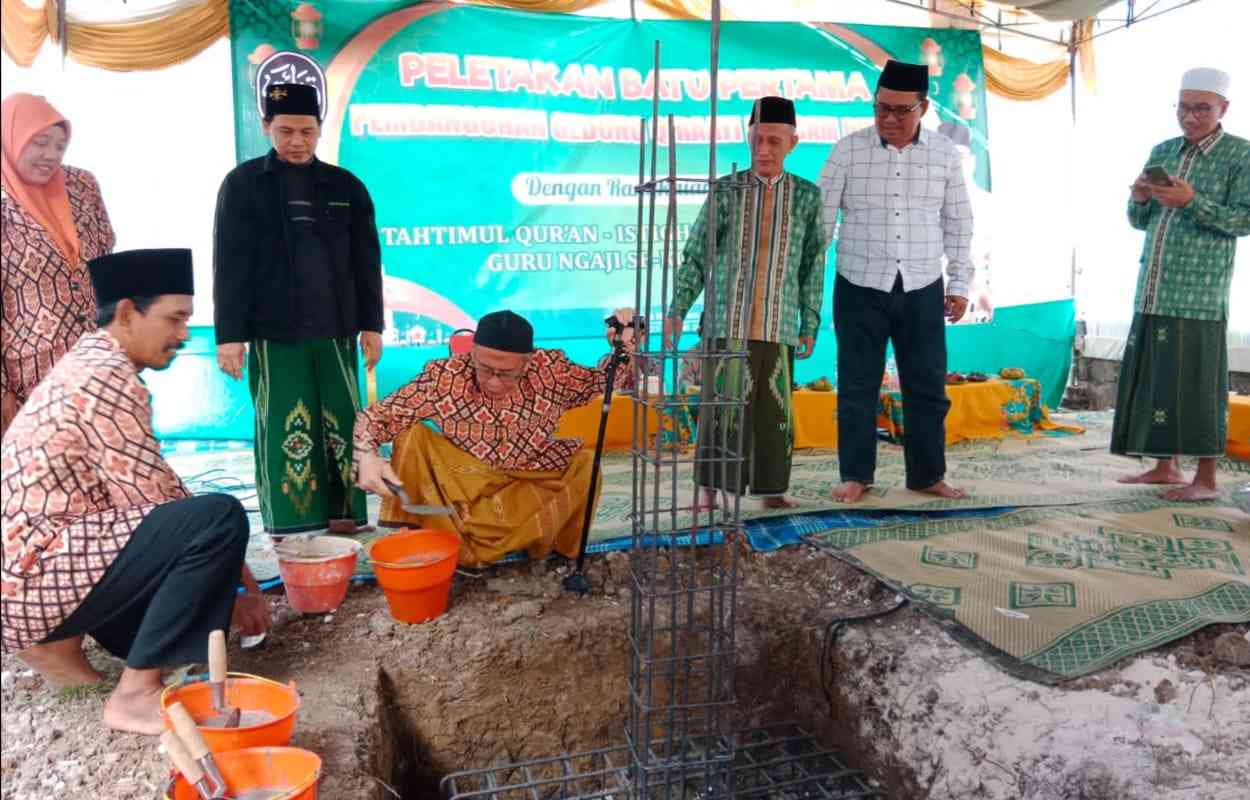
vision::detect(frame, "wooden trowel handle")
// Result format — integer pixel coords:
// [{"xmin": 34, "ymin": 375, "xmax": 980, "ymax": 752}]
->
[
  {"xmin": 162, "ymin": 730, "xmax": 205, "ymax": 784},
  {"xmin": 208, "ymin": 629, "xmax": 228, "ymax": 684},
  {"xmin": 168, "ymin": 702, "xmax": 212, "ymax": 760}
]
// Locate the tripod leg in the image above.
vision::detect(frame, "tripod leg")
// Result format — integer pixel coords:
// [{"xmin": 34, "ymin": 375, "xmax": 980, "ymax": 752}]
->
[{"xmin": 564, "ymin": 348, "xmax": 625, "ymax": 593}]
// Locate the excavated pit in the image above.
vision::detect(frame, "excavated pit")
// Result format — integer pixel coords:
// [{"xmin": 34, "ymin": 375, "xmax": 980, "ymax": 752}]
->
[
  {"xmin": 356, "ymin": 548, "xmax": 893, "ymax": 799},
  {"xmin": 218, "ymin": 547, "xmax": 1249, "ymax": 800}
]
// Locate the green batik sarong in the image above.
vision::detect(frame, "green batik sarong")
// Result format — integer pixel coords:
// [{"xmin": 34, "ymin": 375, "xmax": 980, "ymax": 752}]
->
[
  {"xmin": 1111, "ymin": 313, "xmax": 1229, "ymax": 459},
  {"xmin": 249, "ymin": 337, "xmax": 368, "ymax": 534},
  {"xmin": 694, "ymin": 339, "xmax": 793, "ymax": 496}
]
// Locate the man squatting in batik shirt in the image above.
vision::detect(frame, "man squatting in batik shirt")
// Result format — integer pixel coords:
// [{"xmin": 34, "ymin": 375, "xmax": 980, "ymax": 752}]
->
[
  {"xmin": 353, "ymin": 309, "xmax": 638, "ymax": 567},
  {"xmin": 1113, "ymin": 66, "xmax": 1249, "ymax": 501},
  {"xmin": 1, "ymin": 249, "xmax": 269, "ymax": 736},
  {"xmin": 663, "ymin": 96, "xmax": 827, "ymax": 511},
  {"xmin": 213, "ymin": 83, "xmax": 385, "ymax": 537}
]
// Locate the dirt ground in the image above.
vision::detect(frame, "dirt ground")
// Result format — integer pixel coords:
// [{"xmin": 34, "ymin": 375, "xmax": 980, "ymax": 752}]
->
[{"xmin": 2, "ymin": 545, "xmax": 1247, "ymax": 800}]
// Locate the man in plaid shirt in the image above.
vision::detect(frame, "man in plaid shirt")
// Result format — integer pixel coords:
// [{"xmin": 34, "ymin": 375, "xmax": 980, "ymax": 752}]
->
[
  {"xmin": 819, "ymin": 60, "xmax": 974, "ymax": 504},
  {"xmin": 1113, "ymin": 67, "xmax": 1249, "ymax": 501}
]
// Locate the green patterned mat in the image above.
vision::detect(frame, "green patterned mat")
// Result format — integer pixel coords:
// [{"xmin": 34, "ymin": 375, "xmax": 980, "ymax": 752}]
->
[
  {"xmin": 177, "ymin": 410, "xmax": 1248, "ymax": 596},
  {"xmin": 806, "ymin": 493, "xmax": 1250, "ymax": 682},
  {"xmin": 589, "ymin": 411, "xmax": 1248, "ymax": 524}
]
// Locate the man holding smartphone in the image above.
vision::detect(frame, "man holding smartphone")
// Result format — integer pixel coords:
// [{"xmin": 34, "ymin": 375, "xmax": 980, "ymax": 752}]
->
[{"xmin": 1114, "ymin": 67, "xmax": 1250, "ymax": 500}]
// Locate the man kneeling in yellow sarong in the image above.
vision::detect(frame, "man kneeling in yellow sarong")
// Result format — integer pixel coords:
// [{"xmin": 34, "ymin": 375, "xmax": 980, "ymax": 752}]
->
[{"xmin": 352, "ymin": 309, "xmax": 637, "ymax": 567}]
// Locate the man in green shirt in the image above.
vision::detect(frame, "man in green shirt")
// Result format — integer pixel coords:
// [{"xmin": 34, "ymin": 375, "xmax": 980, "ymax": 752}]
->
[
  {"xmin": 664, "ymin": 96, "xmax": 826, "ymax": 510},
  {"xmin": 1113, "ymin": 67, "xmax": 1250, "ymax": 501}
]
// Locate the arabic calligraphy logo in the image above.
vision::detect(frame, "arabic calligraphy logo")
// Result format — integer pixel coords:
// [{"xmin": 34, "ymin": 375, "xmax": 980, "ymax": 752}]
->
[{"xmin": 254, "ymin": 50, "xmax": 326, "ymax": 119}]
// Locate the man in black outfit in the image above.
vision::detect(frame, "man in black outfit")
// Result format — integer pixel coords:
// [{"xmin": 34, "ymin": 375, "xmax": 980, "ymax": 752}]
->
[{"xmin": 213, "ymin": 83, "xmax": 385, "ymax": 536}]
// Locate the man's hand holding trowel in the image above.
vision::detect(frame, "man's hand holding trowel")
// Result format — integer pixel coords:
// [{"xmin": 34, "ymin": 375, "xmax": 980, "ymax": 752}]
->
[{"xmin": 355, "ymin": 449, "xmax": 452, "ymax": 515}]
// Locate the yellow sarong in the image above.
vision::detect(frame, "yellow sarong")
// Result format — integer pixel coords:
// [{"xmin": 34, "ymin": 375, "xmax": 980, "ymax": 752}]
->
[{"xmin": 379, "ymin": 424, "xmax": 599, "ymax": 567}]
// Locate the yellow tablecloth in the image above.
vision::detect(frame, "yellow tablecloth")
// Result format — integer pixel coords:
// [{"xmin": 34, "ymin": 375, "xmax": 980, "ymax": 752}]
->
[
  {"xmin": 559, "ymin": 378, "xmax": 1082, "ymax": 452},
  {"xmin": 878, "ymin": 378, "xmax": 1082, "ymax": 445},
  {"xmin": 793, "ymin": 390, "xmax": 839, "ymax": 448},
  {"xmin": 1230, "ymin": 394, "xmax": 1250, "ymax": 461},
  {"xmin": 556, "ymin": 395, "xmax": 658, "ymax": 449}
]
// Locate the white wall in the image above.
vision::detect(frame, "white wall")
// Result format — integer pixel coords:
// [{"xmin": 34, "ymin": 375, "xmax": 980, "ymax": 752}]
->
[{"xmin": 1, "ymin": 39, "xmax": 237, "ymax": 326}]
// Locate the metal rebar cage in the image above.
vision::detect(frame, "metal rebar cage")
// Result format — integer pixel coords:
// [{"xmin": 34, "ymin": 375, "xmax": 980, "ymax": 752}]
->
[
  {"xmin": 441, "ymin": 4, "xmax": 886, "ymax": 798},
  {"xmin": 622, "ymin": 16, "xmax": 750, "ymax": 798}
]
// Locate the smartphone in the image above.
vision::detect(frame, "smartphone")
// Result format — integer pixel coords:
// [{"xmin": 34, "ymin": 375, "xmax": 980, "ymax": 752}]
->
[{"xmin": 1144, "ymin": 165, "xmax": 1174, "ymax": 187}]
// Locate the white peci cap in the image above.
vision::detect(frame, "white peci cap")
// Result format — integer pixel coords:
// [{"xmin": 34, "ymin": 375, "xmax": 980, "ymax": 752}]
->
[{"xmin": 1181, "ymin": 67, "xmax": 1231, "ymax": 98}]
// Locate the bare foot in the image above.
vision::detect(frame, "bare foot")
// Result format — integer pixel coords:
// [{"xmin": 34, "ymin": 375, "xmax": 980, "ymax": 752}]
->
[
  {"xmin": 692, "ymin": 488, "xmax": 718, "ymax": 513},
  {"xmin": 760, "ymin": 495, "xmax": 800, "ymax": 509},
  {"xmin": 831, "ymin": 481, "xmax": 869, "ymax": 503},
  {"xmin": 328, "ymin": 519, "xmax": 374, "ymax": 535},
  {"xmin": 915, "ymin": 480, "xmax": 967, "ymax": 499},
  {"xmin": 102, "ymin": 685, "xmax": 166, "ymax": 736},
  {"xmin": 1161, "ymin": 483, "xmax": 1222, "ymax": 502},
  {"xmin": 1118, "ymin": 464, "xmax": 1186, "ymax": 485},
  {"xmin": 18, "ymin": 637, "xmax": 105, "ymax": 689}
]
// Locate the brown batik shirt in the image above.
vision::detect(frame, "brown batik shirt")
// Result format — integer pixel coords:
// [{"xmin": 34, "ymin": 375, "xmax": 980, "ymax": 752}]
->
[
  {"xmin": 1, "ymin": 331, "xmax": 188, "ymax": 653},
  {"xmin": 1, "ymin": 167, "xmax": 116, "ymax": 418},
  {"xmin": 354, "ymin": 350, "xmax": 628, "ymax": 473}
]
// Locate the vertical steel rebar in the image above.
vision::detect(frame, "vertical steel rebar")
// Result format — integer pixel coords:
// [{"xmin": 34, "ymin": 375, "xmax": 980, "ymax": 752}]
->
[{"xmin": 627, "ymin": 3, "xmax": 740, "ymax": 796}]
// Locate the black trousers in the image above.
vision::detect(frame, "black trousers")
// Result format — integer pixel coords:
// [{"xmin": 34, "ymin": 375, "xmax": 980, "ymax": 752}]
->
[
  {"xmin": 834, "ymin": 273, "xmax": 950, "ymax": 489},
  {"xmin": 43, "ymin": 494, "xmax": 249, "ymax": 669}
]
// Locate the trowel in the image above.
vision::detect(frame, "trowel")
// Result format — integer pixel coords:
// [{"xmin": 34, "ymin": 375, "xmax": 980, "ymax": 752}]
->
[
  {"xmin": 382, "ymin": 477, "xmax": 453, "ymax": 516},
  {"xmin": 162, "ymin": 730, "xmax": 224, "ymax": 799},
  {"xmin": 168, "ymin": 702, "xmax": 229, "ymax": 796},
  {"xmin": 162, "ymin": 728, "xmax": 283, "ymax": 800},
  {"xmin": 203, "ymin": 629, "xmax": 241, "ymax": 728}
]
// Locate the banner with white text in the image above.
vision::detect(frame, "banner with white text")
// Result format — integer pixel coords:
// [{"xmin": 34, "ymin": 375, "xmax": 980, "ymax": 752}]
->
[{"xmin": 228, "ymin": 1, "xmax": 990, "ymax": 392}]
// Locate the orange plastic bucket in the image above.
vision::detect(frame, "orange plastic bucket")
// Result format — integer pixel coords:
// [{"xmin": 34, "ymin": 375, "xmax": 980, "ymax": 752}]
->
[
  {"xmin": 276, "ymin": 536, "xmax": 359, "ymax": 613},
  {"xmin": 160, "ymin": 672, "xmax": 301, "ymax": 754},
  {"xmin": 164, "ymin": 746, "xmax": 321, "ymax": 800},
  {"xmin": 368, "ymin": 529, "xmax": 460, "ymax": 623}
]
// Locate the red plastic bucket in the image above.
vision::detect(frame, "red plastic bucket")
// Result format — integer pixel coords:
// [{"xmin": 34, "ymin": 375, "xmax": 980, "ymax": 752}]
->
[
  {"xmin": 368, "ymin": 529, "xmax": 460, "ymax": 623},
  {"xmin": 275, "ymin": 536, "xmax": 358, "ymax": 613}
]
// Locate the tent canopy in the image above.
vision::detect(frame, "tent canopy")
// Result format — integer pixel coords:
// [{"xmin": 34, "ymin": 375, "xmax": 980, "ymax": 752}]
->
[{"xmin": 1007, "ymin": 0, "xmax": 1120, "ymax": 22}]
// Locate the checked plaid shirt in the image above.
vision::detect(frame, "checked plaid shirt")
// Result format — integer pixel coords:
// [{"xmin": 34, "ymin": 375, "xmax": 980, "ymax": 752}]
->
[{"xmin": 818, "ymin": 125, "xmax": 974, "ymax": 298}]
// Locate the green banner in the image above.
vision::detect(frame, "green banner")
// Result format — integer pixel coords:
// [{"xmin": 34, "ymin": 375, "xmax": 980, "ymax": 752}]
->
[{"xmin": 227, "ymin": 2, "xmax": 989, "ymax": 394}]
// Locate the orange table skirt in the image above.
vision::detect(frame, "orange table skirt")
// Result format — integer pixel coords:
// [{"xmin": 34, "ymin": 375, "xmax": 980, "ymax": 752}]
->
[
  {"xmin": 793, "ymin": 390, "xmax": 838, "ymax": 449},
  {"xmin": 557, "ymin": 379, "xmax": 1082, "ymax": 452},
  {"xmin": 877, "ymin": 378, "xmax": 1082, "ymax": 446},
  {"xmin": 1229, "ymin": 394, "xmax": 1250, "ymax": 461},
  {"xmin": 556, "ymin": 395, "xmax": 657, "ymax": 449},
  {"xmin": 552, "ymin": 380, "xmax": 1080, "ymax": 450}
]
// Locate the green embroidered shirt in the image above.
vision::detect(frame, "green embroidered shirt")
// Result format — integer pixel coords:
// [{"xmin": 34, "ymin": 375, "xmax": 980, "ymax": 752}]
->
[
  {"xmin": 670, "ymin": 172, "xmax": 827, "ymax": 346},
  {"xmin": 1128, "ymin": 127, "xmax": 1250, "ymax": 321}
]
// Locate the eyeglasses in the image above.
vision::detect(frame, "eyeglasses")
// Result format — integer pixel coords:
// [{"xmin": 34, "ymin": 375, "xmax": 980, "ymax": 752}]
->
[
  {"xmin": 472, "ymin": 357, "xmax": 526, "ymax": 382},
  {"xmin": 1175, "ymin": 103, "xmax": 1217, "ymax": 119},
  {"xmin": 874, "ymin": 100, "xmax": 925, "ymax": 119}
]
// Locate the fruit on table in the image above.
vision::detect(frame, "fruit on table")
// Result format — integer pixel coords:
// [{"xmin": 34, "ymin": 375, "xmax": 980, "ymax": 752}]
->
[
  {"xmin": 806, "ymin": 377, "xmax": 834, "ymax": 392},
  {"xmin": 999, "ymin": 367, "xmax": 1025, "ymax": 379}
]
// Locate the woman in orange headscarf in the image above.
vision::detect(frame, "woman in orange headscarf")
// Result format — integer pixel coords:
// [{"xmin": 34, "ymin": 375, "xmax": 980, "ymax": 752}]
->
[{"xmin": 1, "ymin": 93, "xmax": 115, "ymax": 436}]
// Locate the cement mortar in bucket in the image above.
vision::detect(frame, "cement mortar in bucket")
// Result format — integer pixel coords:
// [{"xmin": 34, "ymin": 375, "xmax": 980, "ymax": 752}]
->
[
  {"xmin": 275, "ymin": 536, "xmax": 359, "ymax": 614},
  {"xmin": 367, "ymin": 529, "xmax": 461, "ymax": 623}
]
